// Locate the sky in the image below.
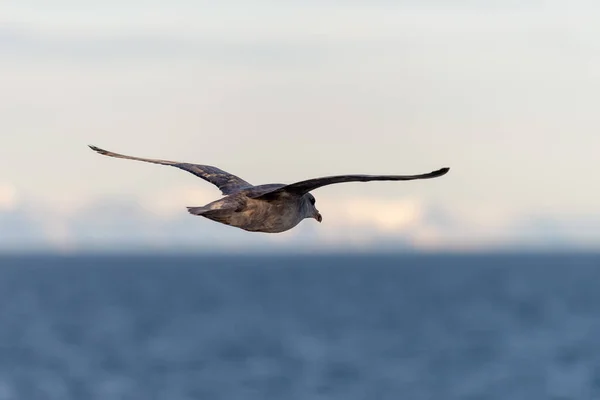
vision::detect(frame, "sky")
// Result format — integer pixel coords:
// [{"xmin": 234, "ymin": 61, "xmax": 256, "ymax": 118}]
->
[{"xmin": 1, "ymin": 1, "xmax": 600, "ymax": 252}]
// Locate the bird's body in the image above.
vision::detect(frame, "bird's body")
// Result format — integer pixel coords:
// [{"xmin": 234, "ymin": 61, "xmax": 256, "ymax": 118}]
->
[
  {"xmin": 187, "ymin": 191, "xmax": 310, "ymax": 233},
  {"xmin": 89, "ymin": 145, "xmax": 449, "ymax": 233}
]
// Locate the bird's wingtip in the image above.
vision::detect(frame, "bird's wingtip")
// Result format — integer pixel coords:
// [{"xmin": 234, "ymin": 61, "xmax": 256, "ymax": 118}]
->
[
  {"xmin": 88, "ymin": 145, "xmax": 108, "ymax": 155},
  {"xmin": 431, "ymin": 167, "xmax": 450, "ymax": 176}
]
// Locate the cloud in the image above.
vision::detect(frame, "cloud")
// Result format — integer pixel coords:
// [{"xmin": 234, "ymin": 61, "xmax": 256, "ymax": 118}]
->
[
  {"xmin": 2, "ymin": 0, "xmax": 600, "ymax": 253},
  {"xmin": 2, "ymin": 186, "xmax": 599, "ymax": 253},
  {"xmin": 0, "ymin": 27, "xmax": 330, "ymax": 65},
  {"xmin": 139, "ymin": 186, "xmax": 215, "ymax": 219},
  {"xmin": 0, "ymin": 183, "xmax": 18, "ymax": 211},
  {"xmin": 0, "ymin": 188, "xmax": 427, "ymax": 252},
  {"xmin": 4, "ymin": 4, "xmax": 600, "ymax": 64},
  {"xmin": 511, "ymin": 214, "xmax": 600, "ymax": 249}
]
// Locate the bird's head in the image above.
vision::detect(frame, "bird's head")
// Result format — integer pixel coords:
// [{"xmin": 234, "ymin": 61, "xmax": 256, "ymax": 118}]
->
[{"xmin": 304, "ymin": 193, "xmax": 322, "ymax": 223}]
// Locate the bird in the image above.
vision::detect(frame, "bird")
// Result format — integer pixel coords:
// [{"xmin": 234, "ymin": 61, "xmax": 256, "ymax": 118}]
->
[{"xmin": 89, "ymin": 145, "xmax": 449, "ymax": 233}]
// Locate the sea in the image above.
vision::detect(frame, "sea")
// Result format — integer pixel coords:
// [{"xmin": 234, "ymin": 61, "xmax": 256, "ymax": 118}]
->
[{"xmin": 0, "ymin": 253, "xmax": 599, "ymax": 400}]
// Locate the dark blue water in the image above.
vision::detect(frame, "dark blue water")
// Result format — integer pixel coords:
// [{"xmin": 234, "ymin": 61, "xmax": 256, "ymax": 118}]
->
[{"xmin": 0, "ymin": 254, "xmax": 599, "ymax": 399}]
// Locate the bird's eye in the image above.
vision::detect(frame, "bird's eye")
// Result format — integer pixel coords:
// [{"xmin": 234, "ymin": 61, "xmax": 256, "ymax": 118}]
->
[{"xmin": 310, "ymin": 197, "xmax": 316, "ymax": 205}]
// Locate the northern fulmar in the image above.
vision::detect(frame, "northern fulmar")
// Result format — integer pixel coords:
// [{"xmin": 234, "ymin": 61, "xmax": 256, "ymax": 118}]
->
[{"xmin": 89, "ymin": 145, "xmax": 449, "ymax": 233}]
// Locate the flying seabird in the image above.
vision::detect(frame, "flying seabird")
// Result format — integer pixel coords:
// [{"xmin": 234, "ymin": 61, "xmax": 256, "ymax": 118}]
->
[{"xmin": 89, "ymin": 145, "xmax": 449, "ymax": 233}]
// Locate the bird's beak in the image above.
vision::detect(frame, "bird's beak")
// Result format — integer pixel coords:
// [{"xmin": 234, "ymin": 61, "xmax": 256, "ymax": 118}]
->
[{"xmin": 314, "ymin": 211, "xmax": 322, "ymax": 223}]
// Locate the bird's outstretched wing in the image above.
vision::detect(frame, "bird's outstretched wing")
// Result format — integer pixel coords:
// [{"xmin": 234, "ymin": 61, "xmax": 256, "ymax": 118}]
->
[
  {"xmin": 249, "ymin": 167, "xmax": 449, "ymax": 199},
  {"xmin": 88, "ymin": 145, "xmax": 252, "ymax": 195}
]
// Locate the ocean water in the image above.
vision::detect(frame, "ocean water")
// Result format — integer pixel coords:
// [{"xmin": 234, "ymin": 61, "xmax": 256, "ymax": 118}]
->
[{"xmin": 0, "ymin": 254, "xmax": 599, "ymax": 399}]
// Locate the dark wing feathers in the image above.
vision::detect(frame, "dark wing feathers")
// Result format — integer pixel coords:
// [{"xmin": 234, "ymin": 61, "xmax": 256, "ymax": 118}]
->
[
  {"xmin": 250, "ymin": 167, "xmax": 449, "ymax": 199},
  {"xmin": 89, "ymin": 145, "xmax": 449, "ymax": 198},
  {"xmin": 88, "ymin": 145, "xmax": 251, "ymax": 195}
]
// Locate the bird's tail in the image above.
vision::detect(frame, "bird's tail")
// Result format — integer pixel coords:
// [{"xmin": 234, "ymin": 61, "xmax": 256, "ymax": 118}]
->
[
  {"xmin": 187, "ymin": 206, "xmax": 209, "ymax": 216},
  {"xmin": 187, "ymin": 206, "xmax": 232, "ymax": 225}
]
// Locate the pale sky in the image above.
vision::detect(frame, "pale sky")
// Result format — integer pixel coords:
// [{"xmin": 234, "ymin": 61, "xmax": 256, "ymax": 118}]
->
[{"xmin": 1, "ymin": 1, "xmax": 599, "ymax": 252}]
